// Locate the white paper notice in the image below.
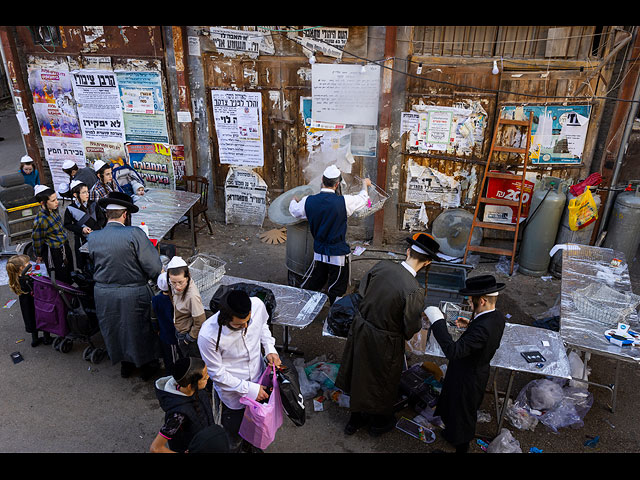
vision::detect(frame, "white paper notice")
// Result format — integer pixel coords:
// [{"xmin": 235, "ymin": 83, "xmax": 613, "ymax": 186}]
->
[
  {"xmin": 211, "ymin": 90, "xmax": 264, "ymax": 167},
  {"xmin": 71, "ymin": 70, "xmax": 125, "ymax": 142},
  {"xmin": 312, "ymin": 63, "xmax": 380, "ymax": 126}
]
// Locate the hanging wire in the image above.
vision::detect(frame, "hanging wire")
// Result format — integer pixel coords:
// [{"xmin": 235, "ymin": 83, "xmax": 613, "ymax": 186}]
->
[{"xmin": 270, "ymin": 27, "xmax": 640, "ymax": 105}]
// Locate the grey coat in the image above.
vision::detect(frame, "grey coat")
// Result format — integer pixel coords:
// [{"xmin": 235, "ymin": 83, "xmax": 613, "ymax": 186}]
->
[
  {"xmin": 335, "ymin": 260, "xmax": 424, "ymax": 415},
  {"xmin": 87, "ymin": 221, "xmax": 163, "ymax": 366}
]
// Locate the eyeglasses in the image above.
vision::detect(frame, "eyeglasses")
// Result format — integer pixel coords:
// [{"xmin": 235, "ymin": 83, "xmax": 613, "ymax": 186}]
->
[{"xmin": 170, "ymin": 277, "xmax": 189, "ymax": 288}]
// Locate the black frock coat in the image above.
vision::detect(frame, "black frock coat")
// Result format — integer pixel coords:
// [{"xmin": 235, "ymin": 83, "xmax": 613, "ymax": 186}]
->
[
  {"xmin": 335, "ymin": 260, "xmax": 424, "ymax": 415},
  {"xmin": 431, "ymin": 309, "xmax": 505, "ymax": 445}
]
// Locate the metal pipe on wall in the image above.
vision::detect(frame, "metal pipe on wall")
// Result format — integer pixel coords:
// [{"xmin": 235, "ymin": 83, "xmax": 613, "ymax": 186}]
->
[{"xmin": 597, "ymin": 68, "xmax": 640, "ymax": 238}]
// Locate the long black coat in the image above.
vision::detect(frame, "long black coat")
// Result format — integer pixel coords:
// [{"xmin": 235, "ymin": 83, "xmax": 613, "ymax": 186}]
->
[
  {"xmin": 335, "ymin": 260, "xmax": 424, "ymax": 415},
  {"xmin": 432, "ymin": 309, "xmax": 505, "ymax": 445}
]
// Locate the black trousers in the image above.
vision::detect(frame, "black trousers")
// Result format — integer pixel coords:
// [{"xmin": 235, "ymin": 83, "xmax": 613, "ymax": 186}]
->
[
  {"xmin": 301, "ymin": 258, "xmax": 349, "ymax": 304},
  {"xmin": 42, "ymin": 242, "xmax": 73, "ymax": 285},
  {"xmin": 215, "ymin": 393, "xmax": 262, "ymax": 453}
]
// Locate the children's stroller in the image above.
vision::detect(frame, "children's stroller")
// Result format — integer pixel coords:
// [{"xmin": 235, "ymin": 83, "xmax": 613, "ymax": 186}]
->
[
  {"xmin": 112, "ymin": 163, "xmax": 146, "ymax": 196},
  {"xmin": 32, "ymin": 269, "xmax": 107, "ymax": 364}
]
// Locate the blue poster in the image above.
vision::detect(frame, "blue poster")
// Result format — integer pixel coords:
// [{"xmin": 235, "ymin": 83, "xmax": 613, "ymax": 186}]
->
[{"xmin": 501, "ymin": 105, "xmax": 591, "ymax": 165}]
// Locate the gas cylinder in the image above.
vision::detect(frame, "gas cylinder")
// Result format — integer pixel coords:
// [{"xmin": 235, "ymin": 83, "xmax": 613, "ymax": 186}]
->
[
  {"xmin": 549, "ymin": 187, "xmax": 601, "ymax": 277},
  {"xmin": 603, "ymin": 184, "xmax": 640, "ymax": 262},
  {"xmin": 518, "ymin": 177, "xmax": 567, "ymax": 276}
]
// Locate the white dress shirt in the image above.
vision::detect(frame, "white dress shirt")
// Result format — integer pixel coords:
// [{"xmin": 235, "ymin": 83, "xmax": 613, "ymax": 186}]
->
[
  {"xmin": 289, "ymin": 187, "xmax": 369, "ymax": 266},
  {"xmin": 197, "ymin": 297, "xmax": 278, "ymax": 410},
  {"xmin": 400, "ymin": 261, "xmax": 418, "ymax": 277}
]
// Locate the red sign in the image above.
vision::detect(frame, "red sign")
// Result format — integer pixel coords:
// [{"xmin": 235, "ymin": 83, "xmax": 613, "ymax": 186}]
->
[{"xmin": 484, "ymin": 174, "xmax": 535, "ymax": 224}]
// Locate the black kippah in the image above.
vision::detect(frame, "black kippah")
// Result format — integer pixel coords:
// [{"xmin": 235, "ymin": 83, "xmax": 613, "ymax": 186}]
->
[
  {"xmin": 224, "ymin": 290, "xmax": 251, "ymax": 317},
  {"xmin": 173, "ymin": 357, "xmax": 193, "ymax": 384}
]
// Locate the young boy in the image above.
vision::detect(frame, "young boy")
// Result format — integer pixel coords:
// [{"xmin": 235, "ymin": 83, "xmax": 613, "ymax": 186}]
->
[
  {"xmin": 152, "ymin": 272, "xmax": 179, "ymax": 375},
  {"xmin": 19, "ymin": 155, "xmax": 40, "ymax": 187}
]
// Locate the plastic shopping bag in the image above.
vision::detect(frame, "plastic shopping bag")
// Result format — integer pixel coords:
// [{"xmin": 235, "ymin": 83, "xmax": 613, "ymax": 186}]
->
[
  {"xmin": 238, "ymin": 365, "xmax": 284, "ymax": 450},
  {"xmin": 568, "ymin": 188, "xmax": 598, "ymax": 231}
]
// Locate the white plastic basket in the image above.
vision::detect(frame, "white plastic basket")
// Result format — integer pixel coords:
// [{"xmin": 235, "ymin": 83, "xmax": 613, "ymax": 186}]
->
[
  {"xmin": 572, "ymin": 283, "xmax": 640, "ymax": 327},
  {"xmin": 439, "ymin": 301, "xmax": 472, "ymax": 340},
  {"xmin": 188, "ymin": 254, "xmax": 226, "ymax": 292}
]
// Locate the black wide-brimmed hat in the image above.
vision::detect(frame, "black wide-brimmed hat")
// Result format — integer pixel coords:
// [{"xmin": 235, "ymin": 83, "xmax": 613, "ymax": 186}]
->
[
  {"xmin": 459, "ymin": 274, "xmax": 505, "ymax": 296},
  {"xmin": 97, "ymin": 191, "xmax": 139, "ymax": 213},
  {"xmin": 406, "ymin": 232, "xmax": 441, "ymax": 260}
]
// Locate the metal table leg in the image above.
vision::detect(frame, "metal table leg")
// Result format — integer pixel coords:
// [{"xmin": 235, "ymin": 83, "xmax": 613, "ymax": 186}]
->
[
  {"xmin": 189, "ymin": 207, "xmax": 196, "ymax": 254},
  {"xmin": 275, "ymin": 325, "xmax": 304, "ymax": 356},
  {"xmin": 494, "ymin": 368, "xmax": 516, "ymax": 436}
]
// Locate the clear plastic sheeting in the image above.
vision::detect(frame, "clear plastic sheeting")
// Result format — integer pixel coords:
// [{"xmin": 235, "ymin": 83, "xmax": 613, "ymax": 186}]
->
[
  {"xmin": 425, "ymin": 321, "xmax": 572, "ymax": 380},
  {"xmin": 132, "ymin": 188, "xmax": 201, "ymax": 241},
  {"xmin": 560, "ymin": 245, "xmax": 640, "ymax": 363},
  {"xmin": 199, "ymin": 275, "xmax": 328, "ymax": 329}
]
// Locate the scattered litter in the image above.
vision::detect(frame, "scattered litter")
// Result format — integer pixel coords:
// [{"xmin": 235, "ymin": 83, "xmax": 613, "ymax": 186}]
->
[
  {"xmin": 313, "ymin": 395, "xmax": 325, "ymax": 411},
  {"xmin": 395, "ymin": 417, "xmax": 435, "ymax": 444},
  {"xmin": 477, "ymin": 410, "xmax": 492, "ymax": 423},
  {"xmin": 505, "ymin": 314, "xmax": 512, "ymax": 319},
  {"xmin": 15, "ymin": 339, "xmax": 24, "ymax": 344},
  {"xmin": 584, "ymin": 435, "xmax": 599, "ymax": 448},
  {"xmin": 496, "ymin": 256, "xmax": 518, "ymax": 277},
  {"xmin": 477, "ymin": 439, "xmax": 489, "ymax": 451},
  {"xmin": 486, "ymin": 428, "xmax": 522, "ymax": 453},
  {"xmin": 529, "ymin": 447, "xmax": 543, "ymax": 453},
  {"xmin": 325, "ymin": 389, "xmax": 350, "ymax": 408},
  {"xmin": 541, "ymin": 276, "xmax": 553, "ymax": 282},
  {"xmin": 353, "ymin": 246, "xmax": 366, "ymax": 256},
  {"xmin": 604, "ymin": 419, "xmax": 615, "ymax": 429},
  {"xmin": 3, "ymin": 299, "xmax": 17, "ymax": 309}
]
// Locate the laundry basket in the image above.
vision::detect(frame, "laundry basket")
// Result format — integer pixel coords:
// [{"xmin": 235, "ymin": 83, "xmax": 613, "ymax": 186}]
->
[
  {"xmin": 349, "ymin": 176, "xmax": 390, "ymax": 219},
  {"xmin": 188, "ymin": 254, "xmax": 226, "ymax": 293},
  {"xmin": 439, "ymin": 301, "xmax": 472, "ymax": 341},
  {"xmin": 572, "ymin": 283, "xmax": 640, "ymax": 327}
]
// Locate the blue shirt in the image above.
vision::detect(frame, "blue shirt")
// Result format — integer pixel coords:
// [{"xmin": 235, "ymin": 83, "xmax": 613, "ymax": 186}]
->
[{"xmin": 20, "ymin": 168, "xmax": 40, "ymax": 187}]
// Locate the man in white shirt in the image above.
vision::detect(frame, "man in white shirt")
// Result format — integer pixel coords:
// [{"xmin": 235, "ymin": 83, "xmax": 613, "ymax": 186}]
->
[
  {"xmin": 288, "ymin": 165, "xmax": 371, "ymax": 304},
  {"xmin": 197, "ymin": 289, "xmax": 281, "ymax": 452}
]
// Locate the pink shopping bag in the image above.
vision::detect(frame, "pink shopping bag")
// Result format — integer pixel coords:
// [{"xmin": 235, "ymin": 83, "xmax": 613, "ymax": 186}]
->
[{"xmin": 238, "ymin": 364, "xmax": 284, "ymax": 450}]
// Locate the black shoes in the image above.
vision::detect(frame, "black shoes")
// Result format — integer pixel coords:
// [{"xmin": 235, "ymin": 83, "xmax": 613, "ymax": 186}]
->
[
  {"xmin": 344, "ymin": 412, "xmax": 370, "ymax": 435},
  {"xmin": 120, "ymin": 361, "xmax": 135, "ymax": 378}
]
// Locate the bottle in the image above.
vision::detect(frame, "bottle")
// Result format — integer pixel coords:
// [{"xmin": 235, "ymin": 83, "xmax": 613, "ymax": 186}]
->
[{"xmin": 137, "ymin": 221, "xmax": 150, "ymax": 237}]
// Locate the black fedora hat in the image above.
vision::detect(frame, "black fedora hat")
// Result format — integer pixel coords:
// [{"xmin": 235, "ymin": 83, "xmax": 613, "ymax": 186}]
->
[
  {"xmin": 406, "ymin": 232, "xmax": 441, "ymax": 260},
  {"xmin": 459, "ymin": 274, "xmax": 505, "ymax": 296},
  {"xmin": 98, "ymin": 191, "xmax": 139, "ymax": 213}
]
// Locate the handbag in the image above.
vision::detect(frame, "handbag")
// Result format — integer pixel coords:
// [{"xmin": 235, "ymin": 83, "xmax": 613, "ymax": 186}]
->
[
  {"xmin": 238, "ymin": 365, "xmax": 284, "ymax": 450},
  {"xmin": 276, "ymin": 365, "xmax": 306, "ymax": 426}
]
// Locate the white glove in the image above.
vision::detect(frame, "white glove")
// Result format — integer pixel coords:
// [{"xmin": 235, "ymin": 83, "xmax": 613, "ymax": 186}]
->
[{"xmin": 424, "ymin": 306, "xmax": 444, "ymax": 325}]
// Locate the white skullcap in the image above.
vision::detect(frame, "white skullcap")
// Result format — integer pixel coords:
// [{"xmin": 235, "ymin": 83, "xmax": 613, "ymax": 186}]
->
[
  {"xmin": 21, "ymin": 155, "xmax": 34, "ymax": 164},
  {"xmin": 62, "ymin": 160, "xmax": 76, "ymax": 170},
  {"xmin": 93, "ymin": 160, "xmax": 107, "ymax": 172},
  {"xmin": 58, "ymin": 182, "xmax": 70, "ymax": 193},
  {"xmin": 156, "ymin": 271, "xmax": 169, "ymax": 292},
  {"xmin": 34, "ymin": 184, "xmax": 52, "ymax": 196},
  {"xmin": 323, "ymin": 165, "xmax": 341, "ymax": 179},
  {"xmin": 166, "ymin": 256, "xmax": 188, "ymax": 270},
  {"xmin": 70, "ymin": 179, "xmax": 84, "ymax": 190}
]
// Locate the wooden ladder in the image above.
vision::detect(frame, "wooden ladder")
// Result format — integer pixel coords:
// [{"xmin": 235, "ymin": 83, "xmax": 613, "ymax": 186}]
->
[{"xmin": 463, "ymin": 111, "xmax": 534, "ymax": 275}]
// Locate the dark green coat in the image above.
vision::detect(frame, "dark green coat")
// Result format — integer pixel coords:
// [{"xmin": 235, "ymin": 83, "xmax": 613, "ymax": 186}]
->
[{"xmin": 335, "ymin": 260, "xmax": 424, "ymax": 415}]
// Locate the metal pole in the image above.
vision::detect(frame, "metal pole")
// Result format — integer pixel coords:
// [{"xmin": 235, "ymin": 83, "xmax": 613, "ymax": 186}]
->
[{"xmin": 597, "ymin": 68, "xmax": 640, "ymax": 237}]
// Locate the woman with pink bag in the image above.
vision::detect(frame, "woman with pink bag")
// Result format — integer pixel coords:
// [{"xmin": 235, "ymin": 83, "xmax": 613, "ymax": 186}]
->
[{"xmin": 197, "ymin": 289, "xmax": 282, "ymax": 453}]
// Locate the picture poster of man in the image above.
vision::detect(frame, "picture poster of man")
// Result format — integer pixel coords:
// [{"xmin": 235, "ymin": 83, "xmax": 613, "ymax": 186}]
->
[{"xmin": 125, "ymin": 142, "xmax": 175, "ymax": 190}]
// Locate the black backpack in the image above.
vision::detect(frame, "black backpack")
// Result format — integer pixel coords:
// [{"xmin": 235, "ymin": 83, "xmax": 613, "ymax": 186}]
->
[
  {"xmin": 326, "ymin": 292, "xmax": 362, "ymax": 338},
  {"xmin": 276, "ymin": 365, "xmax": 306, "ymax": 426}
]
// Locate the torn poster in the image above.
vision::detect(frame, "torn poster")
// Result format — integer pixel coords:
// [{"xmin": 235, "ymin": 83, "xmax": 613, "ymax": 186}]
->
[
  {"xmin": 501, "ymin": 105, "xmax": 591, "ymax": 164},
  {"xmin": 83, "ymin": 140, "xmax": 128, "ymax": 170},
  {"xmin": 211, "ymin": 90, "xmax": 264, "ymax": 167},
  {"xmin": 402, "ymin": 204, "xmax": 429, "ymax": 231},
  {"xmin": 209, "ymin": 27, "xmax": 273, "ymax": 56},
  {"xmin": 301, "ymin": 26, "xmax": 349, "ymax": 49},
  {"xmin": 311, "ymin": 63, "xmax": 381, "ymax": 126},
  {"xmin": 405, "ymin": 160, "xmax": 461, "ymax": 207},
  {"xmin": 225, "ymin": 167, "xmax": 267, "ymax": 226}
]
